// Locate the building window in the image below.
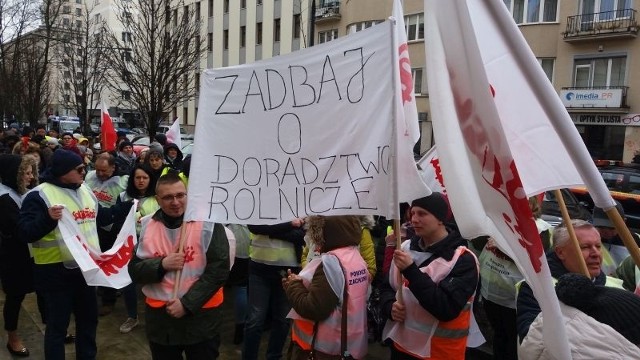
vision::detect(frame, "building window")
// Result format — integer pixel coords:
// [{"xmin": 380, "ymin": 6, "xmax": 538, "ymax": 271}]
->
[
  {"xmin": 256, "ymin": 22, "xmax": 263, "ymax": 45},
  {"xmin": 75, "ymin": 20, "xmax": 82, "ymax": 28},
  {"xmin": 122, "ymin": 32, "xmax": 131, "ymax": 42},
  {"xmin": 195, "ymin": 35, "xmax": 200, "ymax": 51},
  {"xmin": 195, "ymin": 2, "xmax": 201, "ymax": 20},
  {"xmin": 223, "ymin": 29, "xmax": 229, "ymax": 49},
  {"xmin": 240, "ymin": 26, "xmax": 246, "ymax": 47},
  {"xmin": 412, "ymin": 68, "xmax": 423, "ymax": 94},
  {"xmin": 75, "ymin": 7, "xmax": 82, "ymax": 16},
  {"xmin": 208, "ymin": 0, "xmax": 213, "ymax": 17},
  {"xmin": 122, "ymin": 91, "xmax": 131, "ymax": 100},
  {"xmin": 537, "ymin": 58, "xmax": 555, "ymax": 82},
  {"xmin": 207, "ymin": 32, "xmax": 213, "ymax": 51},
  {"xmin": 63, "ymin": 18, "xmax": 70, "ymax": 26},
  {"xmin": 580, "ymin": 0, "xmax": 632, "ymax": 21},
  {"xmin": 404, "ymin": 13, "xmax": 424, "ymax": 41},
  {"xmin": 503, "ymin": 0, "xmax": 558, "ymax": 24},
  {"xmin": 224, "ymin": 0, "xmax": 229, "ymax": 13},
  {"xmin": 573, "ymin": 56, "xmax": 626, "ymax": 87},
  {"xmin": 274, "ymin": 19, "xmax": 281, "ymax": 42},
  {"xmin": 63, "ymin": 6, "xmax": 71, "ymax": 14},
  {"xmin": 241, "ymin": 0, "xmax": 246, "ymax": 8},
  {"xmin": 183, "ymin": 107, "xmax": 188, "ymax": 122},
  {"xmin": 122, "ymin": 50, "xmax": 132, "ymax": 62},
  {"xmin": 293, "ymin": 14, "xmax": 301, "ymax": 39},
  {"xmin": 349, "ymin": 20, "xmax": 383, "ymax": 33},
  {"xmin": 318, "ymin": 29, "xmax": 338, "ymax": 43}
]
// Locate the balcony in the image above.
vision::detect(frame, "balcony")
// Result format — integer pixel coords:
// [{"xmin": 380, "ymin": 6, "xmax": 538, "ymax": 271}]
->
[
  {"xmin": 560, "ymin": 86, "xmax": 629, "ymax": 113},
  {"xmin": 315, "ymin": 1, "xmax": 341, "ymax": 23},
  {"xmin": 564, "ymin": 9, "xmax": 638, "ymax": 42}
]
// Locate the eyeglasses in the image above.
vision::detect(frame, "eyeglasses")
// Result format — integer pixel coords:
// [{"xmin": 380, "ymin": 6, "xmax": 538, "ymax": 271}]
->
[
  {"xmin": 75, "ymin": 165, "xmax": 86, "ymax": 173},
  {"xmin": 159, "ymin": 192, "xmax": 187, "ymax": 202}
]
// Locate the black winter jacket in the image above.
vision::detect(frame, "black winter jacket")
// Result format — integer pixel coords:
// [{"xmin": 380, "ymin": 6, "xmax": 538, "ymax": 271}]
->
[{"xmin": 379, "ymin": 231, "xmax": 479, "ymax": 323}]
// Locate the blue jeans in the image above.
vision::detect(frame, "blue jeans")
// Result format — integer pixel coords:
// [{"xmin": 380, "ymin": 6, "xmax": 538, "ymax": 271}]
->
[
  {"xmin": 242, "ymin": 261, "xmax": 294, "ymax": 360},
  {"xmin": 41, "ymin": 281, "xmax": 97, "ymax": 360},
  {"xmin": 234, "ymin": 285, "xmax": 248, "ymax": 324}
]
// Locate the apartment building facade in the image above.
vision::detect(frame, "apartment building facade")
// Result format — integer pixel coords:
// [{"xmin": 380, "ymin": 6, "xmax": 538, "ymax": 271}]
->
[{"xmin": 314, "ymin": 0, "xmax": 640, "ymax": 161}]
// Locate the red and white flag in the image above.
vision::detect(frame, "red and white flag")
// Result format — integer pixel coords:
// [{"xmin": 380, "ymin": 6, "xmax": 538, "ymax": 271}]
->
[
  {"xmin": 416, "ymin": 145, "xmax": 445, "ymax": 194},
  {"xmin": 166, "ymin": 118, "xmax": 183, "ymax": 150},
  {"xmin": 57, "ymin": 200, "xmax": 138, "ymax": 288},
  {"xmin": 422, "ymin": 0, "xmax": 607, "ymax": 358},
  {"xmin": 100, "ymin": 101, "xmax": 117, "ymax": 152},
  {"xmin": 391, "ymin": 0, "xmax": 430, "ymax": 214}
]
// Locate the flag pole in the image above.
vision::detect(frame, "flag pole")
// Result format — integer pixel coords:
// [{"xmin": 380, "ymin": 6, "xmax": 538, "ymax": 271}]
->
[
  {"xmin": 389, "ymin": 18, "xmax": 403, "ymax": 304},
  {"xmin": 605, "ymin": 208, "xmax": 640, "ymax": 269},
  {"xmin": 172, "ymin": 223, "xmax": 188, "ymax": 298},
  {"xmin": 554, "ymin": 190, "xmax": 590, "ymax": 277}
]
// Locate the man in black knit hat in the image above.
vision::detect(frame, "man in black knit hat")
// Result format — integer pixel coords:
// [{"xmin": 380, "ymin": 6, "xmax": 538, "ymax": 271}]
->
[
  {"xmin": 18, "ymin": 149, "xmax": 132, "ymax": 359},
  {"xmin": 379, "ymin": 192, "xmax": 479, "ymax": 359}
]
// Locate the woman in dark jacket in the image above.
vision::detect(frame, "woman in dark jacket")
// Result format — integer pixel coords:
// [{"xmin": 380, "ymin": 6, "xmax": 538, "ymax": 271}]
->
[{"xmin": 0, "ymin": 154, "xmax": 39, "ymax": 357}]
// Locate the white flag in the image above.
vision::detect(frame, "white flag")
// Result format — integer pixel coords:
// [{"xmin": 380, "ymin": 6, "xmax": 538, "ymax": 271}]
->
[
  {"xmin": 57, "ymin": 200, "xmax": 138, "ymax": 288},
  {"xmin": 425, "ymin": 0, "xmax": 573, "ymax": 358},
  {"xmin": 166, "ymin": 118, "xmax": 183, "ymax": 150},
  {"xmin": 391, "ymin": 0, "xmax": 431, "ymax": 216}
]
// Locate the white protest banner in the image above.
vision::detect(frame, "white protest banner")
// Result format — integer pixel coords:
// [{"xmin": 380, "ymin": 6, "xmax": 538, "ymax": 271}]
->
[
  {"xmin": 166, "ymin": 118, "xmax": 183, "ymax": 150},
  {"xmin": 57, "ymin": 201, "xmax": 138, "ymax": 288},
  {"xmin": 416, "ymin": 145, "xmax": 445, "ymax": 194},
  {"xmin": 186, "ymin": 22, "xmax": 429, "ymax": 224}
]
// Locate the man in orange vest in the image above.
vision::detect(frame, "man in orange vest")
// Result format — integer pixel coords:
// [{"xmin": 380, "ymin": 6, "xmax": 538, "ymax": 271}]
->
[
  {"xmin": 379, "ymin": 192, "xmax": 479, "ymax": 359},
  {"xmin": 128, "ymin": 172, "xmax": 230, "ymax": 359}
]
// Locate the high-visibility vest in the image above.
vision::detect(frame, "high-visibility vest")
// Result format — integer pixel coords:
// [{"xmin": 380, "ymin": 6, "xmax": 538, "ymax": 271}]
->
[
  {"xmin": 249, "ymin": 234, "xmax": 298, "ymax": 267},
  {"xmin": 136, "ymin": 217, "xmax": 222, "ymax": 307},
  {"xmin": 383, "ymin": 241, "xmax": 477, "ymax": 359},
  {"xmin": 119, "ymin": 192, "xmax": 160, "ymax": 235},
  {"xmin": 479, "ymin": 243, "xmax": 522, "ymax": 309},
  {"xmin": 0, "ymin": 183, "xmax": 21, "ymax": 207},
  {"xmin": 289, "ymin": 246, "xmax": 369, "ymax": 359},
  {"xmin": 634, "ymin": 265, "xmax": 640, "ymax": 296},
  {"xmin": 31, "ymin": 183, "xmax": 100, "ymax": 265},
  {"xmin": 85, "ymin": 172, "xmax": 128, "ymax": 208}
]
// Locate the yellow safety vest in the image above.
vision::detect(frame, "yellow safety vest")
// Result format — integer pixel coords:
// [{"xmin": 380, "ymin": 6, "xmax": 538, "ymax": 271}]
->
[
  {"xmin": 249, "ymin": 234, "xmax": 299, "ymax": 267},
  {"xmin": 31, "ymin": 183, "xmax": 100, "ymax": 265}
]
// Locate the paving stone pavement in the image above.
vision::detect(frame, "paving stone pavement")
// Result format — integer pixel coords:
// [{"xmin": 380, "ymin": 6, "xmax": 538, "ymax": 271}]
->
[{"xmin": 0, "ymin": 288, "xmax": 491, "ymax": 359}]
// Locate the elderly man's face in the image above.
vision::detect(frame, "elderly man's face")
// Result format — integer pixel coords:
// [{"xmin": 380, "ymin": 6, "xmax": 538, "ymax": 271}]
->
[{"xmin": 556, "ymin": 227, "xmax": 602, "ymax": 278}]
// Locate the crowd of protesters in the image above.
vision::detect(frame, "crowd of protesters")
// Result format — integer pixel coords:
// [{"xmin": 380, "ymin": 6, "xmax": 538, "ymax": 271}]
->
[{"xmin": 0, "ymin": 121, "xmax": 639, "ymax": 360}]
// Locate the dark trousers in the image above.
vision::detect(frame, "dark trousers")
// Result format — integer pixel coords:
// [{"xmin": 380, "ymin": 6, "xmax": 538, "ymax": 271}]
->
[
  {"xmin": 149, "ymin": 335, "xmax": 220, "ymax": 360},
  {"xmin": 483, "ymin": 298, "xmax": 518, "ymax": 360},
  {"xmin": 3, "ymin": 292, "xmax": 25, "ymax": 331},
  {"xmin": 41, "ymin": 283, "xmax": 98, "ymax": 360}
]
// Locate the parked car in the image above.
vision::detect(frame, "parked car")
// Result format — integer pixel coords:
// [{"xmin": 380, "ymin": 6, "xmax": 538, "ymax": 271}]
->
[
  {"xmin": 570, "ymin": 161, "xmax": 640, "ymax": 231},
  {"xmin": 131, "ymin": 135, "xmax": 151, "ymax": 155},
  {"xmin": 181, "ymin": 143, "xmax": 194, "ymax": 156},
  {"xmin": 541, "ymin": 188, "xmax": 592, "ymax": 228}
]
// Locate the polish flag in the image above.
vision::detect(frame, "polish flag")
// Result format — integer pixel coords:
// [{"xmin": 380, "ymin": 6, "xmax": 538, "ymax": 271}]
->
[{"xmin": 100, "ymin": 101, "xmax": 117, "ymax": 152}]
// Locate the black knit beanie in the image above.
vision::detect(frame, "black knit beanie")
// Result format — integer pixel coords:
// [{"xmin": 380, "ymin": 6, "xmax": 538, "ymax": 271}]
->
[
  {"xmin": 556, "ymin": 273, "xmax": 640, "ymax": 345},
  {"xmin": 50, "ymin": 149, "xmax": 83, "ymax": 177},
  {"xmin": 411, "ymin": 192, "xmax": 451, "ymax": 222}
]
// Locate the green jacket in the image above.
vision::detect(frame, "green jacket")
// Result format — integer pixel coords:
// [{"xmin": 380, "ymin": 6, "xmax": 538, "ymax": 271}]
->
[
  {"xmin": 129, "ymin": 211, "xmax": 230, "ymax": 345},
  {"xmin": 615, "ymin": 256, "xmax": 637, "ymax": 292}
]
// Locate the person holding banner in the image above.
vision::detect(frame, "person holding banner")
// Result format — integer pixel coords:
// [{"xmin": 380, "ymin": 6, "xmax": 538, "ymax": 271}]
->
[
  {"xmin": 17, "ymin": 149, "xmax": 134, "ymax": 360},
  {"xmin": 84, "ymin": 153, "xmax": 129, "ymax": 317},
  {"xmin": 129, "ymin": 171, "xmax": 230, "ymax": 360},
  {"xmin": 113, "ymin": 163, "xmax": 160, "ymax": 334},
  {"xmin": 516, "ymin": 219, "xmax": 625, "ymax": 343},
  {"xmin": 243, "ymin": 220, "xmax": 305, "ymax": 360},
  {"xmin": 0, "ymin": 154, "xmax": 39, "ymax": 357},
  {"xmin": 283, "ymin": 215, "xmax": 369, "ymax": 360},
  {"xmin": 379, "ymin": 192, "xmax": 479, "ymax": 360}
]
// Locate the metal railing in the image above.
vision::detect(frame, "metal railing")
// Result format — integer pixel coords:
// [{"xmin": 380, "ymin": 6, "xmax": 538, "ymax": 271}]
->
[
  {"xmin": 315, "ymin": 1, "xmax": 341, "ymax": 20},
  {"xmin": 565, "ymin": 9, "xmax": 638, "ymax": 38}
]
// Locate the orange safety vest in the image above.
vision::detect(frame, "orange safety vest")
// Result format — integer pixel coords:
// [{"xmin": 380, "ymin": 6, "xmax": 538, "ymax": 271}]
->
[
  {"xmin": 384, "ymin": 241, "xmax": 478, "ymax": 359},
  {"xmin": 289, "ymin": 246, "xmax": 369, "ymax": 359},
  {"xmin": 137, "ymin": 217, "xmax": 223, "ymax": 308}
]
